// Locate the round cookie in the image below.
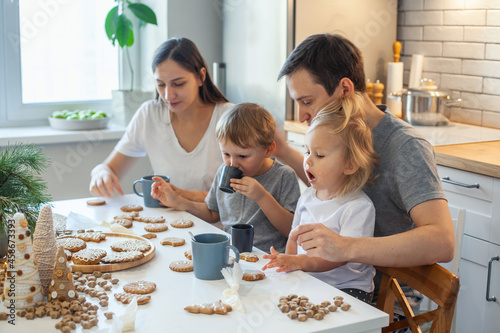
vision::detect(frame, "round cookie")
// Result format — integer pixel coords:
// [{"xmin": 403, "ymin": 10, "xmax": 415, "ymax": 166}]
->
[
  {"xmin": 144, "ymin": 223, "xmax": 168, "ymax": 232},
  {"xmin": 101, "ymin": 251, "xmax": 144, "ymax": 264},
  {"xmin": 114, "ymin": 212, "xmax": 139, "ymax": 220},
  {"xmin": 123, "ymin": 280, "xmax": 156, "ymax": 294},
  {"xmin": 242, "ymin": 270, "xmax": 265, "ymax": 281},
  {"xmin": 141, "ymin": 233, "xmax": 157, "ymax": 239},
  {"xmin": 120, "ymin": 204, "xmax": 143, "ymax": 212},
  {"xmin": 170, "ymin": 218, "xmax": 194, "ymax": 228},
  {"xmin": 184, "ymin": 250, "xmax": 192, "ymax": 260},
  {"xmin": 86, "ymin": 198, "xmax": 106, "ymax": 206},
  {"xmin": 240, "ymin": 252, "xmax": 259, "ymax": 262},
  {"xmin": 133, "ymin": 216, "xmax": 166, "ymax": 223},
  {"xmin": 169, "ymin": 260, "xmax": 193, "ymax": 272},
  {"xmin": 112, "ymin": 219, "xmax": 133, "ymax": 229},
  {"xmin": 57, "ymin": 238, "xmax": 87, "ymax": 252},
  {"xmin": 161, "ymin": 237, "xmax": 185, "ymax": 247},
  {"xmin": 111, "ymin": 239, "xmax": 151, "ymax": 253},
  {"xmin": 72, "ymin": 249, "xmax": 106, "ymax": 265}
]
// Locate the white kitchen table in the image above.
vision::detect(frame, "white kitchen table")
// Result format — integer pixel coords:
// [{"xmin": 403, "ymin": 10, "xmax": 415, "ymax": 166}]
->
[{"xmin": 1, "ymin": 194, "xmax": 388, "ymax": 333}]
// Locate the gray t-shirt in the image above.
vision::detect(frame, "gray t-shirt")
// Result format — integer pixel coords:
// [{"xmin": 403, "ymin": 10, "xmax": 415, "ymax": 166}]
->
[
  {"xmin": 364, "ymin": 109, "xmax": 446, "ymax": 237},
  {"xmin": 206, "ymin": 158, "xmax": 300, "ymax": 253}
]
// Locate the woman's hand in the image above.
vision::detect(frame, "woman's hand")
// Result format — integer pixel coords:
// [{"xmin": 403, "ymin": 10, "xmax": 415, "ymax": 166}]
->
[
  {"xmin": 262, "ymin": 247, "xmax": 301, "ymax": 273},
  {"xmin": 151, "ymin": 176, "xmax": 183, "ymax": 210},
  {"xmin": 230, "ymin": 176, "xmax": 267, "ymax": 202},
  {"xmin": 89, "ymin": 164, "xmax": 124, "ymax": 198}
]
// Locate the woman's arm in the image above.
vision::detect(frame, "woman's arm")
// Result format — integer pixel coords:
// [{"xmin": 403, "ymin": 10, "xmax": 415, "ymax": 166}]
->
[{"xmin": 89, "ymin": 151, "xmax": 138, "ymax": 197}]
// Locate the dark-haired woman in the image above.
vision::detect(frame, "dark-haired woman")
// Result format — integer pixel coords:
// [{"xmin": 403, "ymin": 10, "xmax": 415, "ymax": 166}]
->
[{"xmin": 90, "ymin": 38, "xmax": 232, "ymax": 200}]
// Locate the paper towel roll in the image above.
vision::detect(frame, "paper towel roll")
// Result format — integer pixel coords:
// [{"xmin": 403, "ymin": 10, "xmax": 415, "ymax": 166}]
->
[
  {"xmin": 408, "ymin": 54, "xmax": 424, "ymax": 89},
  {"xmin": 387, "ymin": 62, "xmax": 403, "ymax": 118}
]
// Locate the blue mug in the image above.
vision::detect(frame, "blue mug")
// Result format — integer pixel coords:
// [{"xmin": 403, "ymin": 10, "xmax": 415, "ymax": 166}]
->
[
  {"xmin": 191, "ymin": 233, "xmax": 240, "ymax": 280},
  {"xmin": 133, "ymin": 175, "xmax": 169, "ymax": 208}
]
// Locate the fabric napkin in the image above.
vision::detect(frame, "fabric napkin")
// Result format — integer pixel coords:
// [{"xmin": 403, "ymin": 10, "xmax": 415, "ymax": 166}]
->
[{"xmin": 221, "ymin": 262, "xmax": 245, "ymax": 313}]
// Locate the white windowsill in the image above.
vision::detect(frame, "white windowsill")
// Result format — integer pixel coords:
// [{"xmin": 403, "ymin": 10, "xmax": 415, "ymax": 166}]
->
[{"xmin": 0, "ymin": 123, "xmax": 126, "ymax": 146}]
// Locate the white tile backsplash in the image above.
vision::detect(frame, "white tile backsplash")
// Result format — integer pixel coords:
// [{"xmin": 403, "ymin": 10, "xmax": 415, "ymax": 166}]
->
[{"xmin": 398, "ymin": 2, "xmax": 500, "ymax": 129}]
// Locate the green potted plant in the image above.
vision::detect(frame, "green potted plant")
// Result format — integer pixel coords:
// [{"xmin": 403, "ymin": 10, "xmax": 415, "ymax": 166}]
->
[
  {"xmin": 0, "ymin": 143, "xmax": 51, "ymax": 258},
  {"xmin": 105, "ymin": 0, "xmax": 158, "ymax": 126}
]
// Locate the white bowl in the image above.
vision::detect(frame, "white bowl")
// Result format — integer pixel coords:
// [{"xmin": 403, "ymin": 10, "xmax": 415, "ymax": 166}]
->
[{"xmin": 48, "ymin": 116, "xmax": 110, "ymax": 131}]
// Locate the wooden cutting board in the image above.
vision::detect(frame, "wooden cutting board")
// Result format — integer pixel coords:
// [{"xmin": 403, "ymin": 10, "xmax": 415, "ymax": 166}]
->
[{"xmin": 69, "ymin": 232, "xmax": 155, "ymax": 273}]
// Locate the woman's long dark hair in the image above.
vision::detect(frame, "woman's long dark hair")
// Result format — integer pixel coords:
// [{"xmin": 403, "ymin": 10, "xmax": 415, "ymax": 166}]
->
[{"xmin": 152, "ymin": 38, "xmax": 228, "ymax": 104}]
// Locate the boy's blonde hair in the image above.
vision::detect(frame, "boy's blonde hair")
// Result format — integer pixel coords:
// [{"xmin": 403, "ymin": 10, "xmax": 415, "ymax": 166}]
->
[
  {"xmin": 308, "ymin": 92, "xmax": 377, "ymax": 197},
  {"xmin": 216, "ymin": 103, "xmax": 275, "ymax": 148}
]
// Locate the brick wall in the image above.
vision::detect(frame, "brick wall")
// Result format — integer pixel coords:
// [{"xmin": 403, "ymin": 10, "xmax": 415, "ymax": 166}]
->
[{"xmin": 398, "ymin": 0, "xmax": 500, "ymax": 128}]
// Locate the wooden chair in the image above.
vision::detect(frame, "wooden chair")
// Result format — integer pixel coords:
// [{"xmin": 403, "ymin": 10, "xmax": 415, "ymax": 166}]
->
[{"xmin": 375, "ymin": 264, "xmax": 460, "ymax": 333}]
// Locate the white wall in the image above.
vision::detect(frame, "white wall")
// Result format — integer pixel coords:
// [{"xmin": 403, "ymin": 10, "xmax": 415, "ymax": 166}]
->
[
  {"xmin": 40, "ymin": 139, "xmax": 152, "ymax": 201},
  {"xmin": 398, "ymin": 0, "xmax": 500, "ymax": 129}
]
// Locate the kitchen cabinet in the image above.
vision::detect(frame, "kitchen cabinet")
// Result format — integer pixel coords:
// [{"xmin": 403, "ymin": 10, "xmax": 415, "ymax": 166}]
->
[{"xmin": 437, "ymin": 165, "xmax": 500, "ymax": 333}]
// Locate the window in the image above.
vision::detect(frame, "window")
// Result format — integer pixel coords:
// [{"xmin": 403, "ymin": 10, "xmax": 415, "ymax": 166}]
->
[{"xmin": 1, "ymin": 0, "xmax": 118, "ymax": 125}]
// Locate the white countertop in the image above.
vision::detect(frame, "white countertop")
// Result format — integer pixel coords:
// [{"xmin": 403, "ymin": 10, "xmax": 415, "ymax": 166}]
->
[
  {"xmin": 1, "ymin": 194, "xmax": 388, "ymax": 333},
  {"xmin": 414, "ymin": 122, "xmax": 500, "ymax": 146}
]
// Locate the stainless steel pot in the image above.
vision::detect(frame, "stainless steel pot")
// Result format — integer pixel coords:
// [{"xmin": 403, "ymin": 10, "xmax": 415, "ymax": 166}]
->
[{"xmin": 389, "ymin": 79, "xmax": 463, "ymax": 126}]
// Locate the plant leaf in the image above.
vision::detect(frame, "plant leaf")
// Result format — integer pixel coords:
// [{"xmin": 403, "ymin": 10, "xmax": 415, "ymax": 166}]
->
[
  {"xmin": 116, "ymin": 14, "xmax": 133, "ymax": 48},
  {"xmin": 127, "ymin": 3, "xmax": 157, "ymax": 25},
  {"xmin": 104, "ymin": 5, "xmax": 119, "ymax": 41}
]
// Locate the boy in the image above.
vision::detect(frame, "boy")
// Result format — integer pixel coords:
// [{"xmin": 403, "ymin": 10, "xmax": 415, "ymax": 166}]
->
[{"xmin": 151, "ymin": 103, "xmax": 300, "ymax": 253}]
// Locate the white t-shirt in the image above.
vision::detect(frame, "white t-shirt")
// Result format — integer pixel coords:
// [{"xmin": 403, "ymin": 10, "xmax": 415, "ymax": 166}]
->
[
  {"xmin": 115, "ymin": 100, "xmax": 233, "ymax": 191},
  {"xmin": 292, "ymin": 187, "xmax": 376, "ymax": 293}
]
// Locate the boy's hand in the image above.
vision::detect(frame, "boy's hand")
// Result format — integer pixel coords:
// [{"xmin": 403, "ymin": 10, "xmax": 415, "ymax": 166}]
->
[
  {"xmin": 151, "ymin": 176, "xmax": 182, "ymax": 210},
  {"xmin": 262, "ymin": 247, "xmax": 301, "ymax": 273},
  {"xmin": 230, "ymin": 176, "xmax": 267, "ymax": 202}
]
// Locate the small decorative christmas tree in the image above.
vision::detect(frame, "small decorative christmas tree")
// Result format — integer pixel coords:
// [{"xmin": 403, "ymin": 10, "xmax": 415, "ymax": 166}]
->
[
  {"xmin": 2, "ymin": 212, "xmax": 43, "ymax": 309},
  {"xmin": 0, "ymin": 142, "xmax": 51, "ymax": 258},
  {"xmin": 48, "ymin": 246, "xmax": 78, "ymax": 302},
  {"xmin": 33, "ymin": 205, "xmax": 58, "ymax": 295}
]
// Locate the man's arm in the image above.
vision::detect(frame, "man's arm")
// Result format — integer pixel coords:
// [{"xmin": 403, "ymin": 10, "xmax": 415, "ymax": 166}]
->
[
  {"xmin": 291, "ymin": 199, "xmax": 455, "ymax": 267},
  {"xmin": 274, "ymin": 130, "xmax": 309, "ymax": 185}
]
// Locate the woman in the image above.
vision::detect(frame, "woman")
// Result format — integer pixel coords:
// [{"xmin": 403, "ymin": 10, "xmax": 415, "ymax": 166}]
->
[{"xmin": 89, "ymin": 38, "xmax": 232, "ymax": 201}]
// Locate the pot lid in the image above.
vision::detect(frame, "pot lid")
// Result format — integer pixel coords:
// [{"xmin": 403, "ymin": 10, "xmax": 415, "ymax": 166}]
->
[{"xmin": 405, "ymin": 78, "xmax": 451, "ymax": 97}]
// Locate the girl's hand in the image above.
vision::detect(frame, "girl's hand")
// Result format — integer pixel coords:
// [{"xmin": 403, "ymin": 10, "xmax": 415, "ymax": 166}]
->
[
  {"xmin": 151, "ymin": 177, "xmax": 182, "ymax": 209},
  {"xmin": 262, "ymin": 247, "xmax": 301, "ymax": 273},
  {"xmin": 230, "ymin": 176, "xmax": 267, "ymax": 202}
]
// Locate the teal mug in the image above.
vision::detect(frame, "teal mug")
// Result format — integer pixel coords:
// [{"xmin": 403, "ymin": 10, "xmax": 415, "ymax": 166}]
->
[
  {"xmin": 191, "ymin": 233, "xmax": 240, "ymax": 280},
  {"xmin": 133, "ymin": 175, "xmax": 169, "ymax": 208}
]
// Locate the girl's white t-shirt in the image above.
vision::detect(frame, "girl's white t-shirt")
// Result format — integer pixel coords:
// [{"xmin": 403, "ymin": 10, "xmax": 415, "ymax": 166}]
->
[
  {"xmin": 292, "ymin": 187, "xmax": 376, "ymax": 293},
  {"xmin": 115, "ymin": 100, "xmax": 233, "ymax": 191}
]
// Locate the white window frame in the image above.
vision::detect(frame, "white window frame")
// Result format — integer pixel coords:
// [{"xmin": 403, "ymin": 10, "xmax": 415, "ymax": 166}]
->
[{"xmin": 1, "ymin": 0, "xmax": 115, "ymax": 126}]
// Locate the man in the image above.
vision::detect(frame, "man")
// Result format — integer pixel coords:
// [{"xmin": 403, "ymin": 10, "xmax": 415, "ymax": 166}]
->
[{"xmin": 274, "ymin": 34, "xmax": 454, "ymax": 302}]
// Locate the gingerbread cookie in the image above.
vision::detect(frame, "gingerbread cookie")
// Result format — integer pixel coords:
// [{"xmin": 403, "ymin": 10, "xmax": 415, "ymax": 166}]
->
[
  {"xmin": 160, "ymin": 237, "xmax": 185, "ymax": 247},
  {"xmin": 242, "ymin": 270, "xmax": 265, "ymax": 281},
  {"xmin": 64, "ymin": 249, "xmax": 72, "ymax": 260},
  {"xmin": 101, "ymin": 251, "xmax": 144, "ymax": 264},
  {"xmin": 133, "ymin": 216, "xmax": 166, "ymax": 223},
  {"xmin": 57, "ymin": 238, "xmax": 87, "ymax": 252},
  {"xmin": 144, "ymin": 223, "xmax": 168, "ymax": 232},
  {"xmin": 86, "ymin": 198, "xmax": 106, "ymax": 206},
  {"xmin": 114, "ymin": 212, "xmax": 139, "ymax": 220},
  {"xmin": 240, "ymin": 252, "xmax": 259, "ymax": 262},
  {"xmin": 72, "ymin": 249, "xmax": 107, "ymax": 265},
  {"xmin": 169, "ymin": 260, "xmax": 193, "ymax": 272},
  {"xmin": 111, "ymin": 219, "xmax": 133, "ymax": 229},
  {"xmin": 170, "ymin": 218, "xmax": 194, "ymax": 228},
  {"xmin": 184, "ymin": 250, "xmax": 192, "ymax": 260},
  {"xmin": 120, "ymin": 205, "xmax": 143, "ymax": 212},
  {"xmin": 74, "ymin": 232, "xmax": 106, "ymax": 243},
  {"xmin": 114, "ymin": 293, "xmax": 151, "ymax": 305},
  {"xmin": 123, "ymin": 280, "xmax": 156, "ymax": 294},
  {"xmin": 110, "ymin": 239, "xmax": 151, "ymax": 253},
  {"xmin": 184, "ymin": 300, "xmax": 232, "ymax": 315},
  {"xmin": 141, "ymin": 233, "xmax": 157, "ymax": 239}
]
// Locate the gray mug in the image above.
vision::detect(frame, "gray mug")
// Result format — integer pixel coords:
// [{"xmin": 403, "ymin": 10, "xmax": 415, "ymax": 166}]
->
[
  {"xmin": 133, "ymin": 175, "xmax": 169, "ymax": 208},
  {"xmin": 219, "ymin": 165, "xmax": 243, "ymax": 193},
  {"xmin": 191, "ymin": 233, "xmax": 240, "ymax": 280}
]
